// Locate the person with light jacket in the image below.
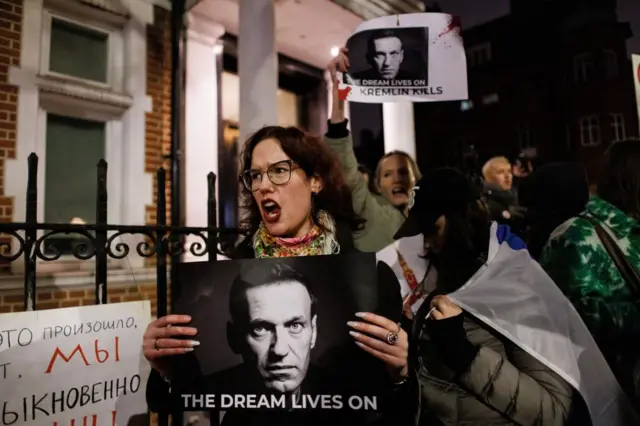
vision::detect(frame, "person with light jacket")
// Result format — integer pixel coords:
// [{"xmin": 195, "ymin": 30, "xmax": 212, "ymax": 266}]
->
[{"xmin": 325, "ymin": 48, "xmax": 420, "ymax": 252}]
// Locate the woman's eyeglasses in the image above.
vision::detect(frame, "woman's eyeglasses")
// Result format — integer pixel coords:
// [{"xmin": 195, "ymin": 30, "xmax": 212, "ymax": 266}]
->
[{"xmin": 240, "ymin": 160, "xmax": 300, "ymax": 192}]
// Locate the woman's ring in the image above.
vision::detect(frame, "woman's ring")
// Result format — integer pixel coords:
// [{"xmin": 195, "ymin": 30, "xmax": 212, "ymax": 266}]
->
[
  {"xmin": 154, "ymin": 339, "xmax": 160, "ymax": 350},
  {"xmin": 386, "ymin": 331, "xmax": 399, "ymax": 346}
]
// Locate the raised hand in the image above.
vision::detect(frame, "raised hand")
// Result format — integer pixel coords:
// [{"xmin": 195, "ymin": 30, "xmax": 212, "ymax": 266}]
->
[
  {"xmin": 328, "ymin": 47, "xmax": 350, "ymax": 121},
  {"xmin": 327, "ymin": 47, "xmax": 349, "ymax": 86}
]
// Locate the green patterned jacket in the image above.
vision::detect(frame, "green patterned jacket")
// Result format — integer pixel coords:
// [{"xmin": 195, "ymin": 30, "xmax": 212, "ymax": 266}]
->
[{"xmin": 540, "ymin": 196, "xmax": 640, "ymax": 399}]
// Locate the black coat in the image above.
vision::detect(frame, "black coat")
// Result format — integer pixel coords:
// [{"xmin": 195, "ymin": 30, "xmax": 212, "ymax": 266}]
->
[{"xmin": 145, "ymin": 221, "xmax": 419, "ymax": 425}]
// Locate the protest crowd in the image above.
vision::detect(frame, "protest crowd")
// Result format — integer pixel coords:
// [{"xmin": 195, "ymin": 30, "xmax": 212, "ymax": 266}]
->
[
  {"xmin": 1, "ymin": 1, "xmax": 639, "ymax": 425},
  {"xmin": 139, "ymin": 43, "xmax": 640, "ymax": 426}
]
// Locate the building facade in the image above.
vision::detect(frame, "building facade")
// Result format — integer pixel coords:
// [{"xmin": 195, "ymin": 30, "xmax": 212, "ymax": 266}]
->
[
  {"xmin": 414, "ymin": 0, "xmax": 639, "ymax": 183},
  {"xmin": 0, "ymin": 0, "xmax": 330, "ymax": 315},
  {"xmin": 0, "ymin": 0, "xmax": 174, "ymax": 315},
  {"xmin": 0, "ymin": 0, "xmax": 414, "ymax": 317}
]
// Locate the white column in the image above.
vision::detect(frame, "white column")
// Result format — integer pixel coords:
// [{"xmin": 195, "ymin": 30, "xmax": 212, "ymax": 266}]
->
[
  {"xmin": 325, "ymin": 70, "xmax": 350, "ymax": 129},
  {"xmin": 183, "ymin": 13, "xmax": 225, "ymax": 262},
  {"xmin": 238, "ymin": 0, "xmax": 278, "ymax": 144},
  {"xmin": 382, "ymin": 102, "xmax": 416, "ymax": 159}
]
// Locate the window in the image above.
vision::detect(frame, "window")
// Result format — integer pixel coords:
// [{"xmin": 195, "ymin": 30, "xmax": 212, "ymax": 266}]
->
[
  {"xmin": 44, "ymin": 114, "xmax": 106, "ymax": 224},
  {"xmin": 579, "ymin": 116, "xmax": 601, "ymax": 146},
  {"xmin": 517, "ymin": 125, "xmax": 533, "ymax": 150},
  {"xmin": 43, "ymin": 114, "xmax": 106, "ymax": 256},
  {"xmin": 28, "ymin": 4, "xmax": 130, "ymax": 262},
  {"xmin": 610, "ymin": 113, "xmax": 625, "ymax": 141},
  {"xmin": 482, "ymin": 93, "xmax": 499, "ymax": 105},
  {"xmin": 574, "ymin": 53, "xmax": 595, "ymax": 83},
  {"xmin": 603, "ymin": 50, "xmax": 618, "ymax": 79},
  {"xmin": 35, "ymin": 5, "xmax": 128, "ymax": 233},
  {"xmin": 49, "ymin": 18, "xmax": 108, "ymax": 83},
  {"xmin": 460, "ymin": 100, "xmax": 474, "ymax": 111},
  {"xmin": 40, "ymin": 9, "xmax": 124, "ymax": 89},
  {"xmin": 466, "ymin": 43, "xmax": 492, "ymax": 67}
]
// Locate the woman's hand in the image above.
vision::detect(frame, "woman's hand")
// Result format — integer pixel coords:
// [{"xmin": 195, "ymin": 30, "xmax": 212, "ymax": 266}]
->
[
  {"xmin": 430, "ymin": 295, "xmax": 462, "ymax": 320},
  {"xmin": 348, "ymin": 312, "xmax": 409, "ymax": 383},
  {"xmin": 143, "ymin": 314, "xmax": 199, "ymax": 377},
  {"xmin": 327, "ymin": 47, "xmax": 349, "ymax": 87},
  {"xmin": 327, "ymin": 47, "xmax": 350, "ymax": 123}
]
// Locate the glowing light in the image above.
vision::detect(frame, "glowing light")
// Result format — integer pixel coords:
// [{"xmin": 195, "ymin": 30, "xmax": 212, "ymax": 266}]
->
[{"xmin": 330, "ymin": 46, "xmax": 340, "ymax": 57}]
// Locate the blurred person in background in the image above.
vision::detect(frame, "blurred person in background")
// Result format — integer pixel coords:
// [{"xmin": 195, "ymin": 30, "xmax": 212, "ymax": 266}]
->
[
  {"xmin": 374, "ymin": 151, "xmax": 421, "ymax": 206},
  {"xmin": 481, "ymin": 156, "xmax": 526, "ymax": 234},
  {"xmin": 540, "ymin": 139, "xmax": 640, "ymax": 405},
  {"xmin": 325, "ymin": 48, "xmax": 421, "ymax": 252}
]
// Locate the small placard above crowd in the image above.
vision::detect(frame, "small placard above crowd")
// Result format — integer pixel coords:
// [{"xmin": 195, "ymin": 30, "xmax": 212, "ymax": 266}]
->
[{"xmin": 341, "ymin": 13, "xmax": 468, "ymax": 103}]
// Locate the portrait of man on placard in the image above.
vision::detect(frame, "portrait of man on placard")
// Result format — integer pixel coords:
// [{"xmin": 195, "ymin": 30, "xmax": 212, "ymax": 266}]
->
[
  {"xmin": 172, "ymin": 252, "xmax": 400, "ymax": 426},
  {"xmin": 347, "ymin": 27, "xmax": 428, "ymax": 86},
  {"xmin": 207, "ymin": 262, "xmax": 323, "ymax": 398}
]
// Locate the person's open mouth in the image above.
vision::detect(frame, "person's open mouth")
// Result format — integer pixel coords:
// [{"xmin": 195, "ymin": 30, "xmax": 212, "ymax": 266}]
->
[
  {"xmin": 261, "ymin": 198, "xmax": 281, "ymax": 223},
  {"xmin": 391, "ymin": 187, "xmax": 408, "ymax": 197}
]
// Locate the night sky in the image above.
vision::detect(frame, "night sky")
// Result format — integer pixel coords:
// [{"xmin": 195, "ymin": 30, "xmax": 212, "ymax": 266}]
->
[{"xmin": 438, "ymin": 0, "xmax": 639, "ymax": 55}]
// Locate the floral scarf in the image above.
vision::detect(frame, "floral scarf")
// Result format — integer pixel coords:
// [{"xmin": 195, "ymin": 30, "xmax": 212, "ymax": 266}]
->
[{"xmin": 252, "ymin": 210, "xmax": 340, "ymax": 258}]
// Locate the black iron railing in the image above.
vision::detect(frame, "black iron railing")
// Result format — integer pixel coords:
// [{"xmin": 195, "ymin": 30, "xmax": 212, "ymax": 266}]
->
[
  {"xmin": 0, "ymin": 153, "xmax": 243, "ymax": 426},
  {"xmin": 0, "ymin": 153, "xmax": 243, "ymax": 311}
]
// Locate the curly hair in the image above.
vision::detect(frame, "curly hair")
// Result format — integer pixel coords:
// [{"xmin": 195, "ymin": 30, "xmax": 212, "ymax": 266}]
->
[
  {"xmin": 238, "ymin": 126, "xmax": 366, "ymax": 234},
  {"xmin": 598, "ymin": 139, "xmax": 640, "ymax": 221}
]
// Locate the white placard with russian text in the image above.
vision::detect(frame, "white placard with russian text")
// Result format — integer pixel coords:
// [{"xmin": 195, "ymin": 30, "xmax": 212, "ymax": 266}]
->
[
  {"xmin": 0, "ymin": 301, "xmax": 151, "ymax": 426},
  {"xmin": 341, "ymin": 13, "xmax": 468, "ymax": 103}
]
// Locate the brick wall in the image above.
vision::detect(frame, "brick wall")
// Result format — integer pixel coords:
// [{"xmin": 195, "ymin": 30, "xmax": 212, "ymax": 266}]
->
[
  {"xmin": 0, "ymin": 0, "xmax": 21, "ymax": 270},
  {"xmin": 0, "ymin": 282, "xmax": 167, "ymax": 315},
  {"xmin": 145, "ymin": 5, "xmax": 173, "ymax": 228}
]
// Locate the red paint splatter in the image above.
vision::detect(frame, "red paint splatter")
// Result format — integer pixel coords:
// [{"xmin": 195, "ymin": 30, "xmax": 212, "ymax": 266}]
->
[
  {"xmin": 338, "ymin": 86, "xmax": 351, "ymax": 101},
  {"xmin": 438, "ymin": 15, "xmax": 461, "ymax": 38}
]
